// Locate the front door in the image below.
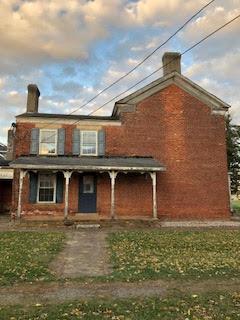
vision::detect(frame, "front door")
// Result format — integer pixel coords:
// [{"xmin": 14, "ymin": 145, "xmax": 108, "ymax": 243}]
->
[{"xmin": 79, "ymin": 174, "xmax": 97, "ymax": 213}]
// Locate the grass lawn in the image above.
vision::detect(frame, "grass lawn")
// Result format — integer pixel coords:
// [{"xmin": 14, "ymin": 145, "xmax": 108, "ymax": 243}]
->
[
  {"xmin": 0, "ymin": 231, "xmax": 65, "ymax": 285},
  {"xmin": 232, "ymin": 200, "xmax": 240, "ymax": 214},
  {"xmin": 1, "ymin": 292, "xmax": 240, "ymax": 319},
  {"xmin": 108, "ymin": 230, "xmax": 240, "ymax": 281}
]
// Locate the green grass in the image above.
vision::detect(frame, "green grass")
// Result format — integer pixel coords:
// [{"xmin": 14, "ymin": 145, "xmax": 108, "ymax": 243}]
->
[
  {"xmin": 232, "ymin": 200, "xmax": 240, "ymax": 214},
  {"xmin": 108, "ymin": 230, "xmax": 240, "ymax": 281},
  {"xmin": 1, "ymin": 292, "xmax": 240, "ymax": 319},
  {"xmin": 0, "ymin": 231, "xmax": 65, "ymax": 285}
]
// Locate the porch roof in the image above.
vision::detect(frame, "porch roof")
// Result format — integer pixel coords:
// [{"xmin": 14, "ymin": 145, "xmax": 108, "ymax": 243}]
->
[{"xmin": 10, "ymin": 156, "xmax": 165, "ymax": 172}]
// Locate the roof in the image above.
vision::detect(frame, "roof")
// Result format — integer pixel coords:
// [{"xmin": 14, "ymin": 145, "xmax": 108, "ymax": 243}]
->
[
  {"xmin": 17, "ymin": 112, "xmax": 119, "ymax": 121},
  {"xmin": 0, "ymin": 159, "xmax": 10, "ymax": 167},
  {"xmin": 112, "ymin": 71, "xmax": 230, "ymax": 116},
  {"xmin": 0, "ymin": 143, "xmax": 7, "ymax": 152},
  {"xmin": 10, "ymin": 156, "xmax": 165, "ymax": 172}
]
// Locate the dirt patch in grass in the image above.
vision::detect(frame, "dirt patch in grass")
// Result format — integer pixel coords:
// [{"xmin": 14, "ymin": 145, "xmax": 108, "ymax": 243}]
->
[
  {"xmin": 1, "ymin": 289, "xmax": 240, "ymax": 319},
  {"xmin": 0, "ymin": 231, "xmax": 65, "ymax": 285},
  {"xmin": 0, "ymin": 278, "xmax": 240, "ymax": 306}
]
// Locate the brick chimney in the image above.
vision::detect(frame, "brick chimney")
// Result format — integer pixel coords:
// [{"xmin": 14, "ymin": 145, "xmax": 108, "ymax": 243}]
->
[
  {"xmin": 162, "ymin": 52, "xmax": 181, "ymax": 76},
  {"xmin": 26, "ymin": 84, "xmax": 40, "ymax": 113}
]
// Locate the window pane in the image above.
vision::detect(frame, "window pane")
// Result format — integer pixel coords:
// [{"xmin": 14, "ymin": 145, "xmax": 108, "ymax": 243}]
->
[
  {"xmin": 82, "ymin": 145, "xmax": 96, "ymax": 155},
  {"xmin": 39, "ymin": 174, "xmax": 54, "ymax": 188},
  {"xmin": 40, "ymin": 130, "xmax": 57, "ymax": 155},
  {"xmin": 81, "ymin": 131, "xmax": 97, "ymax": 155},
  {"xmin": 40, "ymin": 131, "xmax": 56, "ymax": 143},
  {"xmin": 83, "ymin": 176, "xmax": 94, "ymax": 193},
  {"xmin": 39, "ymin": 188, "xmax": 54, "ymax": 202},
  {"xmin": 40, "ymin": 143, "xmax": 56, "ymax": 155},
  {"xmin": 82, "ymin": 132, "xmax": 96, "ymax": 144}
]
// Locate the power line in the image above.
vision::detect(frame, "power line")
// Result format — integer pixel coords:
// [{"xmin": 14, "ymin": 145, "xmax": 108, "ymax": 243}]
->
[
  {"xmin": 16, "ymin": 11, "xmax": 239, "ymax": 145},
  {"xmin": 66, "ymin": 0, "xmax": 216, "ymax": 116},
  {"xmin": 88, "ymin": 14, "xmax": 240, "ymax": 116},
  {"xmin": 15, "ymin": 0, "xmax": 216, "ymax": 144}
]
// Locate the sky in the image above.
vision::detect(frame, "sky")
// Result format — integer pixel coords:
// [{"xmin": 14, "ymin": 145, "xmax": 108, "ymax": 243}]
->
[{"xmin": 0, "ymin": 0, "xmax": 239, "ymax": 144}]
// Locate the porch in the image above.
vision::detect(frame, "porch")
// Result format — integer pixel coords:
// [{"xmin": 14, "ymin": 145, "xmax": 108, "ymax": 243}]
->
[
  {"xmin": 10, "ymin": 156, "xmax": 166, "ymax": 220},
  {"xmin": 0, "ymin": 159, "xmax": 13, "ymax": 214}
]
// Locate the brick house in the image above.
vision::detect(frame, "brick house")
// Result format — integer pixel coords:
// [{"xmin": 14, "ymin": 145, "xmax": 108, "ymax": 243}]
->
[{"xmin": 10, "ymin": 52, "xmax": 231, "ymax": 220}]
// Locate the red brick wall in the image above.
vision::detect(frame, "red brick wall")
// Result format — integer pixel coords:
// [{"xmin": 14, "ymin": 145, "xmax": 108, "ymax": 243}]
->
[
  {"xmin": 12, "ymin": 83, "xmax": 230, "ymax": 219},
  {"xmin": 105, "ymin": 84, "xmax": 230, "ymax": 219}
]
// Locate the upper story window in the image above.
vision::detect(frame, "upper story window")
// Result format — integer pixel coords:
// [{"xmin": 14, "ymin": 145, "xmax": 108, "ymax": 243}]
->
[
  {"xmin": 81, "ymin": 131, "xmax": 98, "ymax": 156},
  {"xmin": 39, "ymin": 129, "xmax": 57, "ymax": 155}
]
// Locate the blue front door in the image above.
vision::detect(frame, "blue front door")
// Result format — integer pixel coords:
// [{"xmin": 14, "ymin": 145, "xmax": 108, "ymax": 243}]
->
[{"xmin": 79, "ymin": 174, "xmax": 97, "ymax": 213}]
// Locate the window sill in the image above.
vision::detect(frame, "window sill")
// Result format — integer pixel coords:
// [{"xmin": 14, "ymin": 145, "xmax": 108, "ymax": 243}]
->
[{"xmin": 36, "ymin": 202, "xmax": 57, "ymax": 205}]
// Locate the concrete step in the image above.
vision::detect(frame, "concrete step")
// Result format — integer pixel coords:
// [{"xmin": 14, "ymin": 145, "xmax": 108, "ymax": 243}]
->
[{"xmin": 76, "ymin": 224, "xmax": 101, "ymax": 229}]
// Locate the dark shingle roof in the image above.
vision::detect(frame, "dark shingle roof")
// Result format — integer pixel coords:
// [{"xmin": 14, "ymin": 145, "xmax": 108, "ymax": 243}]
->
[
  {"xmin": 16, "ymin": 112, "xmax": 119, "ymax": 121},
  {"xmin": 0, "ymin": 159, "xmax": 10, "ymax": 167},
  {"xmin": 10, "ymin": 156, "xmax": 165, "ymax": 172},
  {"xmin": 0, "ymin": 143, "xmax": 7, "ymax": 152}
]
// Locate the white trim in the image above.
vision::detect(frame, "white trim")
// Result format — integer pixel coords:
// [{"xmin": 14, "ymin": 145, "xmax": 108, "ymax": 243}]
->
[
  {"xmin": 39, "ymin": 129, "xmax": 58, "ymax": 156},
  {"xmin": 115, "ymin": 72, "xmax": 230, "ymax": 109},
  {"xmin": 16, "ymin": 117, "xmax": 122, "ymax": 126},
  {"xmin": 37, "ymin": 173, "xmax": 57, "ymax": 204},
  {"xmin": 80, "ymin": 130, "xmax": 98, "ymax": 156},
  {"xmin": 11, "ymin": 164, "xmax": 166, "ymax": 171}
]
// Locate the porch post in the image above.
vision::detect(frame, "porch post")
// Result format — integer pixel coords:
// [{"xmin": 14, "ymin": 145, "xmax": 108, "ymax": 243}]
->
[
  {"xmin": 109, "ymin": 171, "xmax": 118, "ymax": 219},
  {"xmin": 63, "ymin": 171, "xmax": 73, "ymax": 219},
  {"xmin": 17, "ymin": 169, "xmax": 27, "ymax": 218},
  {"xmin": 150, "ymin": 172, "xmax": 157, "ymax": 219}
]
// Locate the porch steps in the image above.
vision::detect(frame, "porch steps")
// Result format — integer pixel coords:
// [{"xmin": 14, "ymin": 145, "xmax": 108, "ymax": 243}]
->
[{"xmin": 76, "ymin": 223, "xmax": 101, "ymax": 229}]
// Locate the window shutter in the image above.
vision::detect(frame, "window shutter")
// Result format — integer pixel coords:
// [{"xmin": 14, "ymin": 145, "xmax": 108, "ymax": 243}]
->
[
  {"xmin": 72, "ymin": 128, "xmax": 80, "ymax": 155},
  {"xmin": 29, "ymin": 172, "xmax": 38, "ymax": 203},
  {"xmin": 57, "ymin": 128, "xmax": 65, "ymax": 155},
  {"xmin": 98, "ymin": 130, "xmax": 105, "ymax": 156},
  {"xmin": 30, "ymin": 128, "xmax": 39, "ymax": 155},
  {"xmin": 56, "ymin": 172, "xmax": 64, "ymax": 203}
]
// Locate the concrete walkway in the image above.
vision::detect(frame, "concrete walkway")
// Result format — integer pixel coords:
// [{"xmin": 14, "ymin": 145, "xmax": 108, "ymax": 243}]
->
[
  {"xmin": 50, "ymin": 231, "xmax": 111, "ymax": 278},
  {"xmin": 161, "ymin": 220, "xmax": 240, "ymax": 228}
]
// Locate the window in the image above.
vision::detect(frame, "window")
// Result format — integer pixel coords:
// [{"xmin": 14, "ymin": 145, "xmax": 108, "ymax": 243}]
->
[
  {"xmin": 81, "ymin": 131, "xmax": 97, "ymax": 156},
  {"xmin": 37, "ymin": 174, "xmax": 56, "ymax": 203},
  {"xmin": 83, "ymin": 175, "xmax": 94, "ymax": 193},
  {"xmin": 39, "ymin": 129, "xmax": 57, "ymax": 155}
]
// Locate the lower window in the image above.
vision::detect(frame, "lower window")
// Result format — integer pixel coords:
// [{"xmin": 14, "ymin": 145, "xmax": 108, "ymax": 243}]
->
[{"xmin": 37, "ymin": 174, "xmax": 56, "ymax": 203}]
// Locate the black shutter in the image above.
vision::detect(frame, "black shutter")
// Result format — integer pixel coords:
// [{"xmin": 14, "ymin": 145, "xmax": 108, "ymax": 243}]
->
[
  {"xmin": 57, "ymin": 128, "xmax": 65, "ymax": 155},
  {"xmin": 72, "ymin": 129, "xmax": 80, "ymax": 155},
  {"xmin": 29, "ymin": 172, "xmax": 38, "ymax": 203},
  {"xmin": 56, "ymin": 172, "xmax": 64, "ymax": 203},
  {"xmin": 30, "ymin": 128, "xmax": 39, "ymax": 155},
  {"xmin": 98, "ymin": 130, "xmax": 105, "ymax": 156}
]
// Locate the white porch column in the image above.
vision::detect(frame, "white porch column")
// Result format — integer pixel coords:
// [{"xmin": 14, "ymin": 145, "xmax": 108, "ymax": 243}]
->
[
  {"xmin": 63, "ymin": 171, "xmax": 73, "ymax": 219},
  {"xmin": 150, "ymin": 172, "xmax": 157, "ymax": 219},
  {"xmin": 17, "ymin": 170, "xmax": 27, "ymax": 218},
  {"xmin": 109, "ymin": 171, "xmax": 118, "ymax": 219},
  {"xmin": 228, "ymin": 172, "xmax": 233, "ymax": 211}
]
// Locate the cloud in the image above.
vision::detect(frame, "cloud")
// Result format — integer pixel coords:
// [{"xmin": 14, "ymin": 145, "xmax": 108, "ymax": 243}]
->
[
  {"xmin": 0, "ymin": 0, "xmax": 135, "ymax": 66},
  {"xmin": 0, "ymin": 0, "xmax": 239, "ymax": 143}
]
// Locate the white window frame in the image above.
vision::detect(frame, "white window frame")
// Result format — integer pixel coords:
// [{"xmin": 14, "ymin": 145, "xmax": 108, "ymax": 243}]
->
[
  {"xmin": 37, "ymin": 173, "xmax": 57, "ymax": 204},
  {"xmin": 39, "ymin": 129, "xmax": 58, "ymax": 156},
  {"xmin": 80, "ymin": 130, "xmax": 98, "ymax": 156}
]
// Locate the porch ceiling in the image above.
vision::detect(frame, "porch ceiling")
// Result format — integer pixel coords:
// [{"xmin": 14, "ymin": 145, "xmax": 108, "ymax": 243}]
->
[{"xmin": 10, "ymin": 156, "xmax": 166, "ymax": 172}]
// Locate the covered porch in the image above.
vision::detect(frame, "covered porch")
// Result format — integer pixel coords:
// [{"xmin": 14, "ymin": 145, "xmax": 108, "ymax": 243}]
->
[{"xmin": 11, "ymin": 156, "xmax": 166, "ymax": 220}]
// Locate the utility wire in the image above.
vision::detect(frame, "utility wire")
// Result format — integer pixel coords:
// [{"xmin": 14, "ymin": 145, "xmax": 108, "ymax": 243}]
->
[
  {"xmin": 15, "ymin": 0, "xmax": 216, "ymax": 144},
  {"xmin": 66, "ymin": 0, "xmax": 216, "ymax": 116},
  {"xmin": 17, "ymin": 11, "xmax": 240, "ymax": 145},
  {"xmin": 84, "ymin": 13, "xmax": 239, "ymax": 115}
]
